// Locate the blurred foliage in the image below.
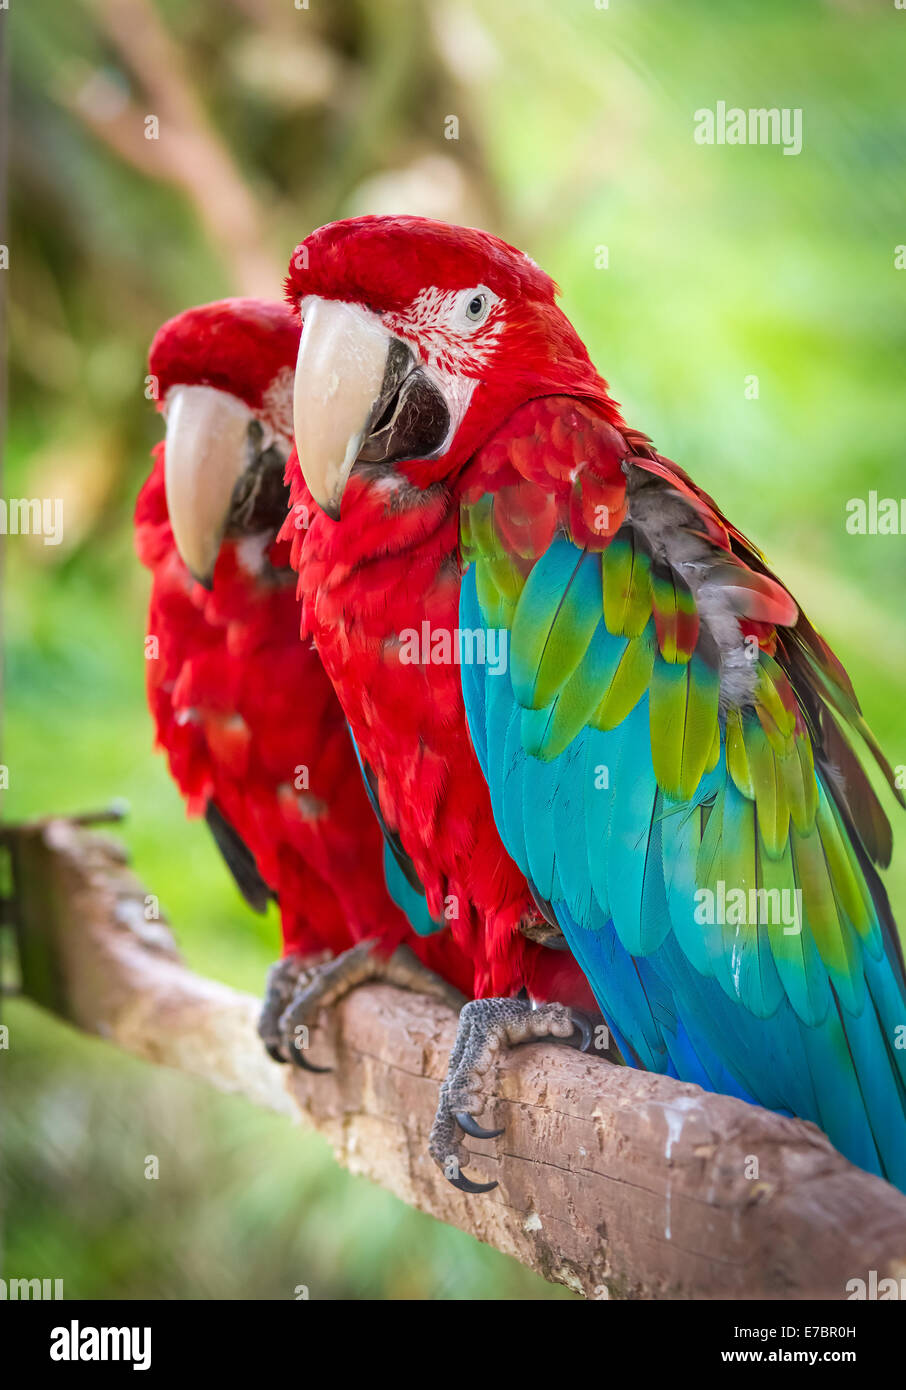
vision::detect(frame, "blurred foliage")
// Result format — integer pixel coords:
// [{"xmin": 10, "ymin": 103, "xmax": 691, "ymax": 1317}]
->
[{"xmin": 4, "ymin": 0, "xmax": 906, "ymax": 1299}]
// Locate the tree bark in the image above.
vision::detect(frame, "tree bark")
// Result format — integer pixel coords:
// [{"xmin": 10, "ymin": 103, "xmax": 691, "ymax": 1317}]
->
[{"xmin": 7, "ymin": 816, "xmax": 906, "ymax": 1300}]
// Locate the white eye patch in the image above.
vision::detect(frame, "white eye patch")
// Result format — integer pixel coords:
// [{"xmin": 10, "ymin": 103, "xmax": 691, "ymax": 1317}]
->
[{"xmin": 385, "ymin": 285, "xmax": 503, "ymax": 353}]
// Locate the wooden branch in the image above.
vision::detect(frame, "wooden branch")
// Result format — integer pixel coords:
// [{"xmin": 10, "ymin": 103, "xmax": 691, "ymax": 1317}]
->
[{"xmin": 8, "ymin": 816, "xmax": 906, "ymax": 1300}]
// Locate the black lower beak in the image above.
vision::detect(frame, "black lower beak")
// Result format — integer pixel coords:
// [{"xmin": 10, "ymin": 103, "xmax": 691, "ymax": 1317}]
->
[
  {"xmin": 356, "ymin": 339, "xmax": 450, "ymax": 469},
  {"xmin": 224, "ymin": 426, "xmax": 291, "ymax": 541}
]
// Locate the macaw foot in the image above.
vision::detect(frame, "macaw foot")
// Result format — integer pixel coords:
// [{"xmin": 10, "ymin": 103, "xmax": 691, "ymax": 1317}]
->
[
  {"xmin": 257, "ymin": 952, "xmax": 328, "ymax": 1067},
  {"xmin": 258, "ymin": 940, "xmax": 465, "ymax": 1072},
  {"xmin": 428, "ymin": 997, "xmax": 592, "ymax": 1194}
]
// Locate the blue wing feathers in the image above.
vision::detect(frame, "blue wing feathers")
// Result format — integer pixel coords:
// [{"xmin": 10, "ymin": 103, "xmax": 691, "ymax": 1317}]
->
[{"xmin": 460, "ymin": 564, "xmax": 906, "ymax": 1190}]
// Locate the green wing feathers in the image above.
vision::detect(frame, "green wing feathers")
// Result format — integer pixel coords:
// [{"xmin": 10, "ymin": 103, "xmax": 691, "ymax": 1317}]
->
[{"xmin": 460, "ymin": 394, "xmax": 905, "ymax": 1021}]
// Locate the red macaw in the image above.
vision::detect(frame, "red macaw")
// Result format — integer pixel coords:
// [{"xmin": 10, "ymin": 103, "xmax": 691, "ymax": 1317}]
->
[
  {"xmin": 263, "ymin": 216, "xmax": 905, "ymax": 1195},
  {"xmin": 135, "ymin": 296, "xmax": 474, "ymax": 1068}
]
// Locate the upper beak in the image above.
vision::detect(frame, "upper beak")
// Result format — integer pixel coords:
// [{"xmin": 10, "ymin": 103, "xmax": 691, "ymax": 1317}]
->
[
  {"xmin": 293, "ymin": 298, "xmax": 450, "ymax": 519},
  {"xmin": 293, "ymin": 299, "xmax": 394, "ymax": 519},
  {"xmin": 164, "ymin": 385, "xmax": 254, "ymax": 588}
]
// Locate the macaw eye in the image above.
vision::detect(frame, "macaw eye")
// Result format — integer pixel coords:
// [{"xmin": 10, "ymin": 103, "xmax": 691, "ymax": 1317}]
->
[{"xmin": 460, "ymin": 287, "xmax": 496, "ymax": 328}]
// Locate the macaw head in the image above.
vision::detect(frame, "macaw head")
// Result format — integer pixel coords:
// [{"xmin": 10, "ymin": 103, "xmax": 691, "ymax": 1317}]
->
[
  {"xmin": 284, "ymin": 216, "xmax": 607, "ymax": 517},
  {"xmin": 150, "ymin": 297, "xmax": 300, "ymax": 586}
]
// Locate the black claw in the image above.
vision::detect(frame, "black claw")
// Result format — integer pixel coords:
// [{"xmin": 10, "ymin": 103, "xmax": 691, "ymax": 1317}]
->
[
  {"xmin": 455, "ymin": 1111, "xmax": 505, "ymax": 1140},
  {"xmin": 264, "ymin": 1043, "xmax": 287, "ymax": 1065},
  {"xmin": 287, "ymin": 1046, "xmax": 332, "ymax": 1074},
  {"xmin": 446, "ymin": 1171, "xmax": 499, "ymax": 1194},
  {"xmin": 568, "ymin": 1009, "xmax": 593, "ymax": 1052}
]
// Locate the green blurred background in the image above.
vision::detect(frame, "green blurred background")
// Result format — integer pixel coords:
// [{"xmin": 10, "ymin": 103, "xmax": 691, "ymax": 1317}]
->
[{"xmin": 3, "ymin": 0, "xmax": 905, "ymax": 1299}]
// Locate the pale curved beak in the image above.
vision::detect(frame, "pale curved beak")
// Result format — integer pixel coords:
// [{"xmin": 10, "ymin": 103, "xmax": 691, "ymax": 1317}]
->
[
  {"xmin": 292, "ymin": 298, "xmax": 393, "ymax": 519},
  {"xmin": 164, "ymin": 385, "xmax": 254, "ymax": 587}
]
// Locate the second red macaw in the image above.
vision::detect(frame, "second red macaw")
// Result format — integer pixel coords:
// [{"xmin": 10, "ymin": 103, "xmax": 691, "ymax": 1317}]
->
[{"xmin": 136, "ymin": 297, "xmax": 476, "ymax": 1068}]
